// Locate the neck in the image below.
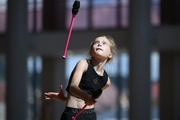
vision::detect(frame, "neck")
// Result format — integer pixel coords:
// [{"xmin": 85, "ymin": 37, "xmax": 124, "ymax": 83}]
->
[{"xmin": 90, "ymin": 57, "xmax": 107, "ymax": 72}]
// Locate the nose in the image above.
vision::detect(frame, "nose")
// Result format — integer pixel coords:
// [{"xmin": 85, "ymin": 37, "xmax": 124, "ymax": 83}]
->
[{"xmin": 98, "ymin": 42, "xmax": 102, "ymax": 46}]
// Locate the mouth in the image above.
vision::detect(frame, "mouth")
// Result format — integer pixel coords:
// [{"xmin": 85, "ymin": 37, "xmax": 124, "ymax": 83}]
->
[{"xmin": 96, "ymin": 48, "xmax": 103, "ymax": 51}]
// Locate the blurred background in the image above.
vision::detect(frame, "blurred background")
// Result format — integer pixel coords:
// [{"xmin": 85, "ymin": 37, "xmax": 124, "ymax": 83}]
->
[{"xmin": 0, "ymin": 0, "xmax": 180, "ymax": 120}]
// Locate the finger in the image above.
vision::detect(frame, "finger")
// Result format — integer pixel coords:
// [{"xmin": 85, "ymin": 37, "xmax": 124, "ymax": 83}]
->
[
  {"xmin": 45, "ymin": 96, "xmax": 50, "ymax": 99},
  {"xmin": 45, "ymin": 92, "xmax": 52, "ymax": 95},
  {"xmin": 45, "ymin": 98, "xmax": 51, "ymax": 100},
  {"xmin": 44, "ymin": 93, "xmax": 51, "ymax": 96},
  {"xmin": 60, "ymin": 85, "xmax": 63, "ymax": 90},
  {"xmin": 59, "ymin": 85, "xmax": 63, "ymax": 93},
  {"xmin": 45, "ymin": 92, "xmax": 55, "ymax": 95},
  {"xmin": 92, "ymin": 98, "xmax": 96, "ymax": 102}
]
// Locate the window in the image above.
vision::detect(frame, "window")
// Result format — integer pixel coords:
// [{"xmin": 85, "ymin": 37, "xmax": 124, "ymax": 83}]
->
[
  {"xmin": 0, "ymin": 0, "xmax": 7, "ymax": 33},
  {"xmin": 66, "ymin": 0, "xmax": 129, "ymax": 29},
  {"xmin": 0, "ymin": 0, "xmax": 161, "ymax": 33}
]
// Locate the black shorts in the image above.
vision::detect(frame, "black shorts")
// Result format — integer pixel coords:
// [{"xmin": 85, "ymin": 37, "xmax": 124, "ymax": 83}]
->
[{"xmin": 60, "ymin": 106, "xmax": 96, "ymax": 120}]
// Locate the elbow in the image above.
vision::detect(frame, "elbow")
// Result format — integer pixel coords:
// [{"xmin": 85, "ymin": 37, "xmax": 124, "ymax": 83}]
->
[{"xmin": 69, "ymin": 84, "xmax": 76, "ymax": 95}]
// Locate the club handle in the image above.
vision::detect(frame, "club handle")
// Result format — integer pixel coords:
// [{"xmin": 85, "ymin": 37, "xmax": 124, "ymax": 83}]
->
[
  {"xmin": 62, "ymin": 0, "xmax": 80, "ymax": 59},
  {"xmin": 62, "ymin": 14, "xmax": 76, "ymax": 59},
  {"xmin": 72, "ymin": 98, "xmax": 96, "ymax": 120},
  {"xmin": 72, "ymin": 104, "xmax": 87, "ymax": 120}
]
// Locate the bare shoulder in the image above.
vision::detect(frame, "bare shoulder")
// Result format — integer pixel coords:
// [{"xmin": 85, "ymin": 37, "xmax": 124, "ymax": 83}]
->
[
  {"xmin": 75, "ymin": 59, "xmax": 88, "ymax": 72},
  {"xmin": 76, "ymin": 59, "xmax": 88, "ymax": 66},
  {"xmin": 77, "ymin": 59, "xmax": 87, "ymax": 64}
]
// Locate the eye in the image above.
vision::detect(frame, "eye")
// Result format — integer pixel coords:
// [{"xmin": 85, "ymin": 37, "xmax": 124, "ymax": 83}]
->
[
  {"xmin": 94, "ymin": 41, "xmax": 100, "ymax": 45},
  {"xmin": 102, "ymin": 41, "xmax": 107, "ymax": 45}
]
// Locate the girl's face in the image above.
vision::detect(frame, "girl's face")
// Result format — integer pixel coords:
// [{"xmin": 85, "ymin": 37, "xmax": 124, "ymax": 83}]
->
[{"xmin": 90, "ymin": 36, "xmax": 113, "ymax": 60}]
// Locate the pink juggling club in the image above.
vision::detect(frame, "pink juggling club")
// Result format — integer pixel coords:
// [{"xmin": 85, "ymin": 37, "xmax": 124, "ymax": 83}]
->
[{"xmin": 62, "ymin": 0, "xmax": 80, "ymax": 59}]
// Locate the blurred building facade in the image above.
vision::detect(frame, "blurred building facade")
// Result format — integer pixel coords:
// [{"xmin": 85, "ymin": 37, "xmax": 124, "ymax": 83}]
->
[{"xmin": 0, "ymin": 0, "xmax": 180, "ymax": 120}]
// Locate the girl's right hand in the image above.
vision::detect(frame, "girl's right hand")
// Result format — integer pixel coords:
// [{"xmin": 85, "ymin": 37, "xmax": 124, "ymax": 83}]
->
[
  {"xmin": 44, "ymin": 85, "xmax": 67, "ymax": 102},
  {"xmin": 44, "ymin": 91, "xmax": 58, "ymax": 100}
]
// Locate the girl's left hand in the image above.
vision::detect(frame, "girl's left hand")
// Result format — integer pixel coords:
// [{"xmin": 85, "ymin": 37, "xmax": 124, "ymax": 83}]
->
[{"xmin": 84, "ymin": 94, "xmax": 97, "ymax": 106}]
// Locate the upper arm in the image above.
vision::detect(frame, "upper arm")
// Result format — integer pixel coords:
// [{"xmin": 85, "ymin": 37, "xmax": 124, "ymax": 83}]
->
[
  {"xmin": 70, "ymin": 60, "xmax": 88, "ymax": 87},
  {"xmin": 102, "ymin": 77, "xmax": 111, "ymax": 90}
]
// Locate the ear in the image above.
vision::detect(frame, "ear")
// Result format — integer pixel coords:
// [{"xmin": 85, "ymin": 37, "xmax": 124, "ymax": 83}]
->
[{"xmin": 108, "ymin": 53, "xmax": 113, "ymax": 59}]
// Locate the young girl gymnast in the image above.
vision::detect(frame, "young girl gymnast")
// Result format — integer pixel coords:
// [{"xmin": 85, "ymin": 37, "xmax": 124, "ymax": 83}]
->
[{"xmin": 44, "ymin": 35, "xmax": 117, "ymax": 120}]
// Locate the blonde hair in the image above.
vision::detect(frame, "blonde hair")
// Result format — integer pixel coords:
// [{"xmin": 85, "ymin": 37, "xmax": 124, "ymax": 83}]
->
[{"xmin": 89, "ymin": 35, "xmax": 118, "ymax": 63}]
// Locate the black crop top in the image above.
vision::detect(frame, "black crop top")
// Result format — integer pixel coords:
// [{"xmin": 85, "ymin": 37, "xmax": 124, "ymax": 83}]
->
[{"xmin": 66, "ymin": 59, "xmax": 108, "ymax": 95}]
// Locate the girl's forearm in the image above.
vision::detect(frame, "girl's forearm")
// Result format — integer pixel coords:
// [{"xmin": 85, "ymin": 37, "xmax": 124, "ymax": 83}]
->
[{"xmin": 69, "ymin": 85, "xmax": 89, "ymax": 100}]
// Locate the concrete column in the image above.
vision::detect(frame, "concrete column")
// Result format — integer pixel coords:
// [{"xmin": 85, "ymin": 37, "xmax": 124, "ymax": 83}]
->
[
  {"xmin": 174, "ymin": 55, "xmax": 180, "ymax": 120},
  {"xmin": 43, "ymin": 0, "xmax": 66, "ymax": 30},
  {"xmin": 161, "ymin": 0, "xmax": 180, "ymax": 24},
  {"xmin": 6, "ymin": 0, "xmax": 28, "ymax": 120},
  {"xmin": 41, "ymin": 57, "xmax": 66, "ymax": 120},
  {"xmin": 129, "ymin": 0, "xmax": 151, "ymax": 120},
  {"xmin": 159, "ymin": 52, "xmax": 180, "ymax": 120}
]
